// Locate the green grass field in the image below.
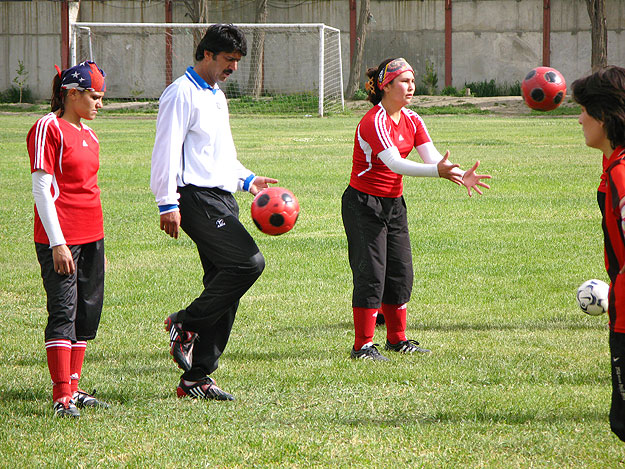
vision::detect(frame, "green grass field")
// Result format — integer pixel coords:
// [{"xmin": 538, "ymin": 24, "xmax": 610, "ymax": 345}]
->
[{"xmin": 1, "ymin": 109, "xmax": 623, "ymax": 467}]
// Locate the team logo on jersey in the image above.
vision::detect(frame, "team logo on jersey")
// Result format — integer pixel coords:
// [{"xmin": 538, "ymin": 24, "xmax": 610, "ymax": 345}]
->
[
  {"xmin": 82, "ymin": 140, "xmax": 88, "ymax": 147},
  {"xmin": 398, "ymin": 134, "xmax": 404, "ymax": 142},
  {"xmin": 215, "ymin": 218, "xmax": 226, "ymax": 229}
]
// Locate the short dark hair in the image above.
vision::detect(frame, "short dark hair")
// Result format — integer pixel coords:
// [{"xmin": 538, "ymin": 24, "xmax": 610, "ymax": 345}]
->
[
  {"xmin": 195, "ymin": 24, "xmax": 247, "ymax": 62},
  {"xmin": 572, "ymin": 66, "xmax": 625, "ymax": 150}
]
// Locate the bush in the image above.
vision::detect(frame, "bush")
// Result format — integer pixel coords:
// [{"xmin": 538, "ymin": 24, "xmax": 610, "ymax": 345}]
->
[
  {"xmin": 464, "ymin": 79, "xmax": 521, "ymax": 97},
  {"xmin": 0, "ymin": 86, "xmax": 34, "ymax": 103},
  {"xmin": 352, "ymin": 88, "xmax": 367, "ymax": 100},
  {"xmin": 441, "ymin": 85, "xmax": 464, "ymax": 97},
  {"xmin": 413, "ymin": 83, "xmax": 429, "ymax": 96},
  {"xmin": 224, "ymin": 81, "xmax": 242, "ymax": 99},
  {"xmin": 422, "ymin": 60, "xmax": 438, "ymax": 95}
]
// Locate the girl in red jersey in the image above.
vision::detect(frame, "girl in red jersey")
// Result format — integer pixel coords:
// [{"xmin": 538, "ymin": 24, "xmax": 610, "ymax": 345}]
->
[
  {"xmin": 572, "ymin": 66, "xmax": 625, "ymax": 442},
  {"xmin": 27, "ymin": 61, "xmax": 109, "ymax": 417},
  {"xmin": 342, "ymin": 58, "xmax": 491, "ymax": 361}
]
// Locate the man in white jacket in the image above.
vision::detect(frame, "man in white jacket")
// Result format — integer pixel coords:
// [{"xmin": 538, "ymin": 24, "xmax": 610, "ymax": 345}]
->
[{"xmin": 150, "ymin": 24, "xmax": 277, "ymax": 401}]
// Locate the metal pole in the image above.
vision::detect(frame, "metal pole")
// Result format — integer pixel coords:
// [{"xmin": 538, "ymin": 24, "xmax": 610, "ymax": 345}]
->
[
  {"xmin": 318, "ymin": 25, "xmax": 325, "ymax": 117},
  {"xmin": 445, "ymin": 0, "xmax": 452, "ymax": 87},
  {"xmin": 543, "ymin": 0, "xmax": 551, "ymax": 66},
  {"xmin": 338, "ymin": 30, "xmax": 345, "ymax": 111}
]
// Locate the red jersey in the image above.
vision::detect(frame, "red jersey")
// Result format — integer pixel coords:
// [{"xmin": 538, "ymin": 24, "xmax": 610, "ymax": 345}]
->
[
  {"xmin": 599, "ymin": 153, "xmax": 609, "ymax": 194},
  {"xmin": 349, "ymin": 104, "xmax": 432, "ymax": 198},
  {"xmin": 27, "ymin": 113, "xmax": 104, "ymax": 245},
  {"xmin": 603, "ymin": 146, "xmax": 625, "ymax": 332}
]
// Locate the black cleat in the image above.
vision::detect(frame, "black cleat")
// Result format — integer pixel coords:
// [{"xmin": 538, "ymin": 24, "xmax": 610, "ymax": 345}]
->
[
  {"xmin": 164, "ymin": 313, "xmax": 198, "ymax": 372},
  {"xmin": 176, "ymin": 376, "xmax": 234, "ymax": 401},
  {"xmin": 350, "ymin": 343, "xmax": 390, "ymax": 361},
  {"xmin": 73, "ymin": 389, "xmax": 109, "ymax": 409},
  {"xmin": 53, "ymin": 397, "xmax": 80, "ymax": 418},
  {"xmin": 385, "ymin": 339, "xmax": 431, "ymax": 354}
]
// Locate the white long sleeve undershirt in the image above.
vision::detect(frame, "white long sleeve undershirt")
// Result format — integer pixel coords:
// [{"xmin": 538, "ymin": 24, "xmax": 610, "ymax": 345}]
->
[
  {"xmin": 377, "ymin": 142, "xmax": 442, "ymax": 177},
  {"xmin": 377, "ymin": 141, "xmax": 466, "ymax": 179},
  {"xmin": 31, "ymin": 170, "xmax": 66, "ymax": 247}
]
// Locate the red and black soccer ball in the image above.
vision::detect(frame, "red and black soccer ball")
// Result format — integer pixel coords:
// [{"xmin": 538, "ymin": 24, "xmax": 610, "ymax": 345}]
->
[
  {"xmin": 521, "ymin": 66, "xmax": 567, "ymax": 111},
  {"xmin": 251, "ymin": 186, "xmax": 300, "ymax": 236}
]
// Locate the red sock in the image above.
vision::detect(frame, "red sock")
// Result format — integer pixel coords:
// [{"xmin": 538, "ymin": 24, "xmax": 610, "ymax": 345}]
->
[
  {"xmin": 382, "ymin": 303, "xmax": 407, "ymax": 344},
  {"xmin": 45, "ymin": 339, "xmax": 72, "ymax": 402},
  {"xmin": 70, "ymin": 341, "xmax": 87, "ymax": 394},
  {"xmin": 353, "ymin": 307, "xmax": 379, "ymax": 350}
]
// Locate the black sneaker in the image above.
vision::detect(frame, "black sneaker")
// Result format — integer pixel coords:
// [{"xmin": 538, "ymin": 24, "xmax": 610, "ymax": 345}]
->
[
  {"xmin": 53, "ymin": 397, "xmax": 80, "ymax": 418},
  {"xmin": 385, "ymin": 339, "xmax": 431, "ymax": 354},
  {"xmin": 350, "ymin": 344, "xmax": 390, "ymax": 361},
  {"xmin": 73, "ymin": 389, "xmax": 109, "ymax": 409},
  {"xmin": 176, "ymin": 376, "xmax": 235, "ymax": 401},
  {"xmin": 164, "ymin": 313, "xmax": 198, "ymax": 372}
]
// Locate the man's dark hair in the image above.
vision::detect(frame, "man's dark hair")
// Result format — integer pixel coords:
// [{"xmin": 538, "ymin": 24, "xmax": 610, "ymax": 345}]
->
[
  {"xmin": 572, "ymin": 66, "xmax": 625, "ymax": 150},
  {"xmin": 195, "ymin": 24, "xmax": 247, "ymax": 62}
]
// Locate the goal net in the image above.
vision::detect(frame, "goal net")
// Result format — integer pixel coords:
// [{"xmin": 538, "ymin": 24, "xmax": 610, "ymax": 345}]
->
[{"xmin": 70, "ymin": 22, "xmax": 344, "ymax": 116}]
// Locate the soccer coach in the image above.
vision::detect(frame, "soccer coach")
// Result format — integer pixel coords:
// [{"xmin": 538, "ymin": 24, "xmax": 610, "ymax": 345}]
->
[{"xmin": 150, "ymin": 24, "xmax": 277, "ymax": 401}]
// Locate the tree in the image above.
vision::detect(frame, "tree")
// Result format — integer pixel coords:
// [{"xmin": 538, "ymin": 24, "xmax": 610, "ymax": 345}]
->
[
  {"xmin": 182, "ymin": 0, "xmax": 210, "ymax": 49},
  {"xmin": 247, "ymin": 0, "xmax": 268, "ymax": 98},
  {"xmin": 345, "ymin": 0, "xmax": 371, "ymax": 99},
  {"xmin": 585, "ymin": 0, "xmax": 608, "ymax": 71},
  {"xmin": 12, "ymin": 60, "xmax": 29, "ymax": 104}
]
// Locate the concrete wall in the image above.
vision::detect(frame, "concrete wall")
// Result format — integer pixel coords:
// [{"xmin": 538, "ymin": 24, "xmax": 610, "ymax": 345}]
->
[{"xmin": 2, "ymin": 0, "xmax": 625, "ymax": 100}]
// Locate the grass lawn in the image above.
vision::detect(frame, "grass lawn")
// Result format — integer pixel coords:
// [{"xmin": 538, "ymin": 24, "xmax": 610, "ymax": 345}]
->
[{"xmin": 0, "ymin": 109, "xmax": 623, "ymax": 467}]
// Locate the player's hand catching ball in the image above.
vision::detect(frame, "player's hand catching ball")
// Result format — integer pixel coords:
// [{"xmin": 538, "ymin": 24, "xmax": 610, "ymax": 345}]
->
[
  {"xmin": 436, "ymin": 151, "xmax": 462, "ymax": 186},
  {"xmin": 461, "ymin": 160, "xmax": 491, "ymax": 197},
  {"xmin": 249, "ymin": 176, "xmax": 279, "ymax": 195}
]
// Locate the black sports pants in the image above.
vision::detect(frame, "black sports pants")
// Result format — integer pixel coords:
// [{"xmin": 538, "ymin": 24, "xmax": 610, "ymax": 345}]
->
[
  {"xmin": 177, "ymin": 185, "xmax": 265, "ymax": 380},
  {"xmin": 341, "ymin": 185, "xmax": 414, "ymax": 309},
  {"xmin": 35, "ymin": 239, "xmax": 105, "ymax": 342},
  {"xmin": 610, "ymin": 331, "xmax": 625, "ymax": 442}
]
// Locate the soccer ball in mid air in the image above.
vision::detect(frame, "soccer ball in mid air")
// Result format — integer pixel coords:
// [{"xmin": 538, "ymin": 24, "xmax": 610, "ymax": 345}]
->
[
  {"xmin": 521, "ymin": 67, "xmax": 567, "ymax": 111},
  {"xmin": 251, "ymin": 187, "xmax": 300, "ymax": 236},
  {"xmin": 576, "ymin": 279, "xmax": 609, "ymax": 316}
]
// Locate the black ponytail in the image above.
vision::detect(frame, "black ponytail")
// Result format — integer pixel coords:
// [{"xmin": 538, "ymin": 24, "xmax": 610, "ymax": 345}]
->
[
  {"xmin": 50, "ymin": 74, "xmax": 67, "ymax": 117},
  {"xmin": 365, "ymin": 58, "xmax": 394, "ymax": 105}
]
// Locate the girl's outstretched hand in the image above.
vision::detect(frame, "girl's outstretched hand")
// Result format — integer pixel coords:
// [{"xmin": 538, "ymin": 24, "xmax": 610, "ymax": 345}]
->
[
  {"xmin": 461, "ymin": 160, "xmax": 491, "ymax": 197},
  {"xmin": 437, "ymin": 151, "xmax": 463, "ymax": 186}
]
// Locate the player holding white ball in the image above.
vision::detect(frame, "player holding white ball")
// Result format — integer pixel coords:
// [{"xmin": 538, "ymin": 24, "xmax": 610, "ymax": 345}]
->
[{"xmin": 572, "ymin": 66, "xmax": 625, "ymax": 442}]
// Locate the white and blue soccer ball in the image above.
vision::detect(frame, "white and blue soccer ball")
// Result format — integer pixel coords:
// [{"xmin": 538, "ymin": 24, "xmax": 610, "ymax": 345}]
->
[{"xmin": 576, "ymin": 279, "xmax": 609, "ymax": 316}]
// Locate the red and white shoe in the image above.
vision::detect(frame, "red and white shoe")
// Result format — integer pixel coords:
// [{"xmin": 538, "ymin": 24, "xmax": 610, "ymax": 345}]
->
[
  {"xmin": 164, "ymin": 313, "xmax": 198, "ymax": 372},
  {"xmin": 176, "ymin": 377, "xmax": 234, "ymax": 401}
]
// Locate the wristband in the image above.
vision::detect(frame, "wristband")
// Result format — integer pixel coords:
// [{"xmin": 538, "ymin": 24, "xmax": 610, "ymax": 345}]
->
[
  {"xmin": 159, "ymin": 204, "xmax": 179, "ymax": 214},
  {"xmin": 243, "ymin": 174, "xmax": 256, "ymax": 192}
]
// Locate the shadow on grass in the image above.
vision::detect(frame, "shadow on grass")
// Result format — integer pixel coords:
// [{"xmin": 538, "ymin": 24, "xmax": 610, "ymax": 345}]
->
[
  {"xmin": 341, "ymin": 407, "xmax": 607, "ymax": 427},
  {"xmin": 279, "ymin": 319, "xmax": 603, "ymax": 335}
]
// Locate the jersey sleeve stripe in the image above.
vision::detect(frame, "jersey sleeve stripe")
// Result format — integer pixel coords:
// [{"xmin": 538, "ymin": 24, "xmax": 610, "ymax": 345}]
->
[
  {"xmin": 402, "ymin": 108, "xmax": 418, "ymax": 134},
  {"xmin": 34, "ymin": 115, "xmax": 53, "ymax": 170},
  {"xmin": 33, "ymin": 114, "xmax": 60, "ymax": 171},
  {"xmin": 373, "ymin": 107, "xmax": 394, "ymax": 149},
  {"xmin": 404, "ymin": 108, "xmax": 432, "ymax": 142}
]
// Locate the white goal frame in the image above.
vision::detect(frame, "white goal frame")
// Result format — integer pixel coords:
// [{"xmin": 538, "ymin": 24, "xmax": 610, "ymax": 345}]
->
[{"xmin": 70, "ymin": 22, "xmax": 344, "ymax": 116}]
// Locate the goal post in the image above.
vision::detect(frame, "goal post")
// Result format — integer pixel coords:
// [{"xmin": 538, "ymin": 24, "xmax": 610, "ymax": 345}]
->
[{"xmin": 70, "ymin": 22, "xmax": 344, "ymax": 116}]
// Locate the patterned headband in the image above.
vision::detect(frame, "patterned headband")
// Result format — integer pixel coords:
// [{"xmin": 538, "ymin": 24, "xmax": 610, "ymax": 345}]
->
[
  {"xmin": 377, "ymin": 58, "xmax": 414, "ymax": 89},
  {"xmin": 55, "ymin": 61, "xmax": 106, "ymax": 92}
]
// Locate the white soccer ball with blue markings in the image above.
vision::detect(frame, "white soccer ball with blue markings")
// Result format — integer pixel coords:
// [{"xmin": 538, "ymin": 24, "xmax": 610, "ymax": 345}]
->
[{"xmin": 576, "ymin": 279, "xmax": 609, "ymax": 316}]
